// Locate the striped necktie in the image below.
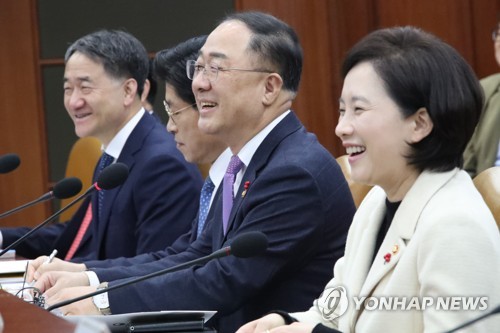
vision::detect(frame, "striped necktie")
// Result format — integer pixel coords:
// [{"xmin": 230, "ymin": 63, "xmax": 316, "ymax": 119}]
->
[{"xmin": 222, "ymin": 155, "xmax": 244, "ymax": 235}]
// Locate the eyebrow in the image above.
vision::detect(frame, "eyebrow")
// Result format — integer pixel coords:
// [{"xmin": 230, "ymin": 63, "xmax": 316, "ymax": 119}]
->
[
  {"xmin": 339, "ymin": 95, "xmax": 370, "ymax": 104},
  {"xmin": 197, "ymin": 50, "xmax": 228, "ymax": 61},
  {"xmin": 63, "ymin": 76, "xmax": 92, "ymax": 84}
]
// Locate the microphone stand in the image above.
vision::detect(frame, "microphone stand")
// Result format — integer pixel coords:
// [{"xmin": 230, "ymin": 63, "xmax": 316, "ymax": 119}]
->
[
  {"xmin": 0, "ymin": 193, "xmax": 55, "ymax": 219},
  {"xmin": 0, "ymin": 187, "xmax": 94, "ymax": 257}
]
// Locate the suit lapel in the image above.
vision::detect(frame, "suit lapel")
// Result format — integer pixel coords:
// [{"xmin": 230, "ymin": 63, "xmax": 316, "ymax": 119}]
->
[
  {"xmin": 219, "ymin": 112, "xmax": 302, "ymax": 245},
  {"xmin": 95, "ymin": 114, "xmax": 154, "ymax": 251},
  {"xmin": 352, "ymin": 169, "xmax": 459, "ymax": 325}
]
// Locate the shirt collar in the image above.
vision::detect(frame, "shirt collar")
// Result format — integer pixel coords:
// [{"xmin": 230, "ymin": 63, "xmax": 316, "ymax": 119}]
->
[
  {"xmin": 209, "ymin": 148, "xmax": 232, "ymax": 188},
  {"xmin": 236, "ymin": 110, "xmax": 290, "ymax": 169},
  {"xmin": 102, "ymin": 108, "xmax": 146, "ymax": 159}
]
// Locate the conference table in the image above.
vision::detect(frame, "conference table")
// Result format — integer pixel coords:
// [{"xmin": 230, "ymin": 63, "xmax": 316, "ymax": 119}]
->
[{"xmin": 0, "ymin": 289, "xmax": 76, "ymax": 332}]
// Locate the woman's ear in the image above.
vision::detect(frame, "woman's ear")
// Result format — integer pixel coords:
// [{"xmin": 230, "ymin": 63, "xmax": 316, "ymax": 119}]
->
[
  {"xmin": 410, "ymin": 107, "xmax": 434, "ymax": 143},
  {"xmin": 262, "ymin": 73, "xmax": 283, "ymax": 106}
]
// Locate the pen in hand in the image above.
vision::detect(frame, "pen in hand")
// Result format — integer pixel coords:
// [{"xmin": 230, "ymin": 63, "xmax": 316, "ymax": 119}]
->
[
  {"xmin": 44, "ymin": 249, "xmax": 58, "ymax": 265},
  {"xmin": 26, "ymin": 249, "xmax": 57, "ymax": 287}
]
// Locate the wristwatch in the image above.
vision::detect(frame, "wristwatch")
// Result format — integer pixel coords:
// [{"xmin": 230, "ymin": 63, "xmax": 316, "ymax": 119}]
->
[{"xmin": 92, "ymin": 282, "xmax": 111, "ymax": 315}]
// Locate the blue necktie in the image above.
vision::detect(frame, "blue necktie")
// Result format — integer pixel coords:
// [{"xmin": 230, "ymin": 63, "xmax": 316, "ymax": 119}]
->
[
  {"xmin": 197, "ymin": 177, "xmax": 215, "ymax": 238},
  {"xmin": 96, "ymin": 152, "xmax": 114, "ymax": 220},
  {"xmin": 222, "ymin": 155, "xmax": 244, "ymax": 235}
]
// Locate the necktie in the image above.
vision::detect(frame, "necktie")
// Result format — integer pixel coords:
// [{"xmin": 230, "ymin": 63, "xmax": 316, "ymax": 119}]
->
[
  {"xmin": 97, "ymin": 152, "xmax": 114, "ymax": 220},
  {"xmin": 222, "ymin": 155, "xmax": 244, "ymax": 235},
  {"xmin": 197, "ymin": 177, "xmax": 215, "ymax": 238},
  {"xmin": 65, "ymin": 152, "xmax": 113, "ymax": 260}
]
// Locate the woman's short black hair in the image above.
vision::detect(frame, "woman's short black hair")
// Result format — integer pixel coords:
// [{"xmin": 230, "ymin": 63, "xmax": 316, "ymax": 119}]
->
[{"xmin": 342, "ymin": 26, "xmax": 484, "ymax": 172}]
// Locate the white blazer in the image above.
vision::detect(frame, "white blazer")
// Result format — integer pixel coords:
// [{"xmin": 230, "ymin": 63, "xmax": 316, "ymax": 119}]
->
[{"xmin": 293, "ymin": 169, "xmax": 500, "ymax": 333}]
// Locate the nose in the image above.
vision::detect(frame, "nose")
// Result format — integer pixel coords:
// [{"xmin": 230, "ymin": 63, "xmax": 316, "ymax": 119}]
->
[
  {"xmin": 166, "ymin": 116, "xmax": 177, "ymax": 133},
  {"xmin": 335, "ymin": 113, "xmax": 354, "ymax": 139},
  {"xmin": 191, "ymin": 70, "xmax": 211, "ymax": 93},
  {"xmin": 65, "ymin": 90, "xmax": 84, "ymax": 110}
]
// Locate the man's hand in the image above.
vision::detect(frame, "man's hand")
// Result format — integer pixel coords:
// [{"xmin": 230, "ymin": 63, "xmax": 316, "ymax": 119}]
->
[
  {"xmin": 46, "ymin": 286, "xmax": 101, "ymax": 316},
  {"xmin": 33, "ymin": 271, "xmax": 90, "ymax": 297},
  {"xmin": 26, "ymin": 256, "xmax": 86, "ymax": 282}
]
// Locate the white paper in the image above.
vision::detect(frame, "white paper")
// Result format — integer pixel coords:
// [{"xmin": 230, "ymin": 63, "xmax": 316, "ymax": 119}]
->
[{"xmin": 0, "ymin": 259, "xmax": 29, "ymax": 275}]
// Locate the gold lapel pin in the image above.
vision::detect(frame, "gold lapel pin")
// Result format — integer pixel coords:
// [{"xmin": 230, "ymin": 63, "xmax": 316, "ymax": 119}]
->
[{"xmin": 241, "ymin": 181, "xmax": 250, "ymax": 198}]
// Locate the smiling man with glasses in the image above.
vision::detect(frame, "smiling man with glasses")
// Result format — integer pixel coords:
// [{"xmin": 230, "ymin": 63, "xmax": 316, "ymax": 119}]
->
[
  {"xmin": 0, "ymin": 30, "xmax": 203, "ymax": 263},
  {"xmin": 30, "ymin": 13, "xmax": 355, "ymax": 333},
  {"xmin": 186, "ymin": 59, "xmax": 273, "ymax": 83}
]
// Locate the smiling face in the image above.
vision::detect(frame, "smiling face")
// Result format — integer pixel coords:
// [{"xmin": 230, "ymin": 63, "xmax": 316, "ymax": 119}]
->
[
  {"xmin": 63, "ymin": 52, "xmax": 137, "ymax": 146},
  {"xmin": 336, "ymin": 61, "xmax": 423, "ymax": 201},
  {"xmin": 191, "ymin": 20, "xmax": 272, "ymax": 152},
  {"xmin": 165, "ymin": 83, "xmax": 226, "ymax": 164}
]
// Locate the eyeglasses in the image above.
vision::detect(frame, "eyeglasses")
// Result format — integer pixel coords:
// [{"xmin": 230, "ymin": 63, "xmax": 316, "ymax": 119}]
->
[
  {"xmin": 492, "ymin": 25, "xmax": 500, "ymax": 41},
  {"xmin": 186, "ymin": 60, "xmax": 273, "ymax": 83},
  {"xmin": 163, "ymin": 100, "xmax": 197, "ymax": 125}
]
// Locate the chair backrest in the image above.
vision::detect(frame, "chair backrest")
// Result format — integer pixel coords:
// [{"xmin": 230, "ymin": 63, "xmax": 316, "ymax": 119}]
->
[
  {"xmin": 59, "ymin": 137, "xmax": 102, "ymax": 221},
  {"xmin": 197, "ymin": 163, "xmax": 210, "ymax": 179},
  {"xmin": 473, "ymin": 166, "xmax": 500, "ymax": 229},
  {"xmin": 336, "ymin": 155, "xmax": 373, "ymax": 208}
]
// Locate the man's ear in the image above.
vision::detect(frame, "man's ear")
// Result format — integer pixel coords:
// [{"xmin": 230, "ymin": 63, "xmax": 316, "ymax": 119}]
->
[
  {"xmin": 141, "ymin": 79, "xmax": 151, "ymax": 103},
  {"xmin": 409, "ymin": 107, "xmax": 433, "ymax": 143},
  {"xmin": 123, "ymin": 78, "xmax": 138, "ymax": 106},
  {"xmin": 262, "ymin": 73, "xmax": 283, "ymax": 106}
]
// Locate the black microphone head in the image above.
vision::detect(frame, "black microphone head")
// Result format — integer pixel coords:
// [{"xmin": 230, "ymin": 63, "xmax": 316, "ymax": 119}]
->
[
  {"xmin": 53, "ymin": 177, "xmax": 83, "ymax": 199},
  {"xmin": 96, "ymin": 162, "xmax": 129, "ymax": 190},
  {"xmin": 0, "ymin": 153, "xmax": 20, "ymax": 174},
  {"xmin": 230, "ymin": 231, "xmax": 268, "ymax": 258}
]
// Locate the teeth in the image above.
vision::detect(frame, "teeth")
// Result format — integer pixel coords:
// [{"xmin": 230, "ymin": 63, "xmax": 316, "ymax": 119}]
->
[
  {"xmin": 201, "ymin": 102, "xmax": 216, "ymax": 108},
  {"xmin": 346, "ymin": 146, "xmax": 366, "ymax": 155}
]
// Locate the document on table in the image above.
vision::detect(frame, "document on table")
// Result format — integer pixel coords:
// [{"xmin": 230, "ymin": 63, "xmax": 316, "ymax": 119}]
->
[
  {"xmin": 0, "ymin": 276, "xmax": 26, "ymax": 295},
  {"xmin": 0, "ymin": 259, "xmax": 29, "ymax": 275},
  {"xmin": 0, "ymin": 260, "xmax": 29, "ymax": 295}
]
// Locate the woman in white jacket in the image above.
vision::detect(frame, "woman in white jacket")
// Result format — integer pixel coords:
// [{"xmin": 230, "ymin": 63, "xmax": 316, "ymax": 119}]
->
[{"xmin": 237, "ymin": 26, "xmax": 500, "ymax": 333}]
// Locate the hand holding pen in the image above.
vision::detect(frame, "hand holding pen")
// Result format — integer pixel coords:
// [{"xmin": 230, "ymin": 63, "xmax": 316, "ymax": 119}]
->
[
  {"xmin": 26, "ymin": 249, "xmax": 58, "ymax": 283},
  {"xmin": 44, "ymin": 249, "xmax": 58, "ymax": 265},
  {"xmin": 26, "ymin": 249, "xmax": 86, "ymax": 283}
]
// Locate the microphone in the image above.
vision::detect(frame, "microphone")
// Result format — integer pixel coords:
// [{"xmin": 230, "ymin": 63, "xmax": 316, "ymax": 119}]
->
[
  {"xmin": 443, "ymin": 304, "xmax": 500, "ymax": 332},
  {"xmin": 46, "ymin": 231, "xmax": 268, "ymax": 312},
  {"xmin": 0, "ymin": 163, "xmax": 129, "ymax": 257},
  {"xmin": 0, "ymin": 153, "xmax": 20, "ymax": 174},
  {"xmin": 0, "ymin": 177, "xmax": 83, "ymax": 219}
]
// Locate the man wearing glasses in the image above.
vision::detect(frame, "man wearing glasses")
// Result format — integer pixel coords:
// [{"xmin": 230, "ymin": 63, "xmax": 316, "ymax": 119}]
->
[
  {"xmin": 31, "ymin": 13, "xmax": 355, "ymax": 333},
  {"xmin": 0, "ymin": 30, "xmax": 203, "ymax": 262},
  {"xmin": 464, "ymin": 22, "xmax": 500, "ymax": 177}
]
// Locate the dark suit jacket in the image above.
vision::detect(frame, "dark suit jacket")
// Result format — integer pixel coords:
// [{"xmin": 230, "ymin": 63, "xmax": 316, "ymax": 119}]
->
[
  {"xmin": 1, "ymin": 113, "xmax": 203, "ymax": 260},
  {"xmin": 84, "ymin": 186, "xmax": 221, "ymax": 268},
  {"xmin": 92, "ymin": 112, "xmax": 355, "ymax": 333}
]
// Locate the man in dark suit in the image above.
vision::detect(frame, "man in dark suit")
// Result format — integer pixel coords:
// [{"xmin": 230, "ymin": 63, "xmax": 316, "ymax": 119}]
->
[
  {"xmin": 0, "ymin": 30, "xmax": 203, "ymax": 261},
  {"xmin": 35, "ymin": 13, "xmax": 355, "ymax": 333},
  {"xmin": 27, "ymin": 35, "xmax": 227, "ymax": 275}
]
